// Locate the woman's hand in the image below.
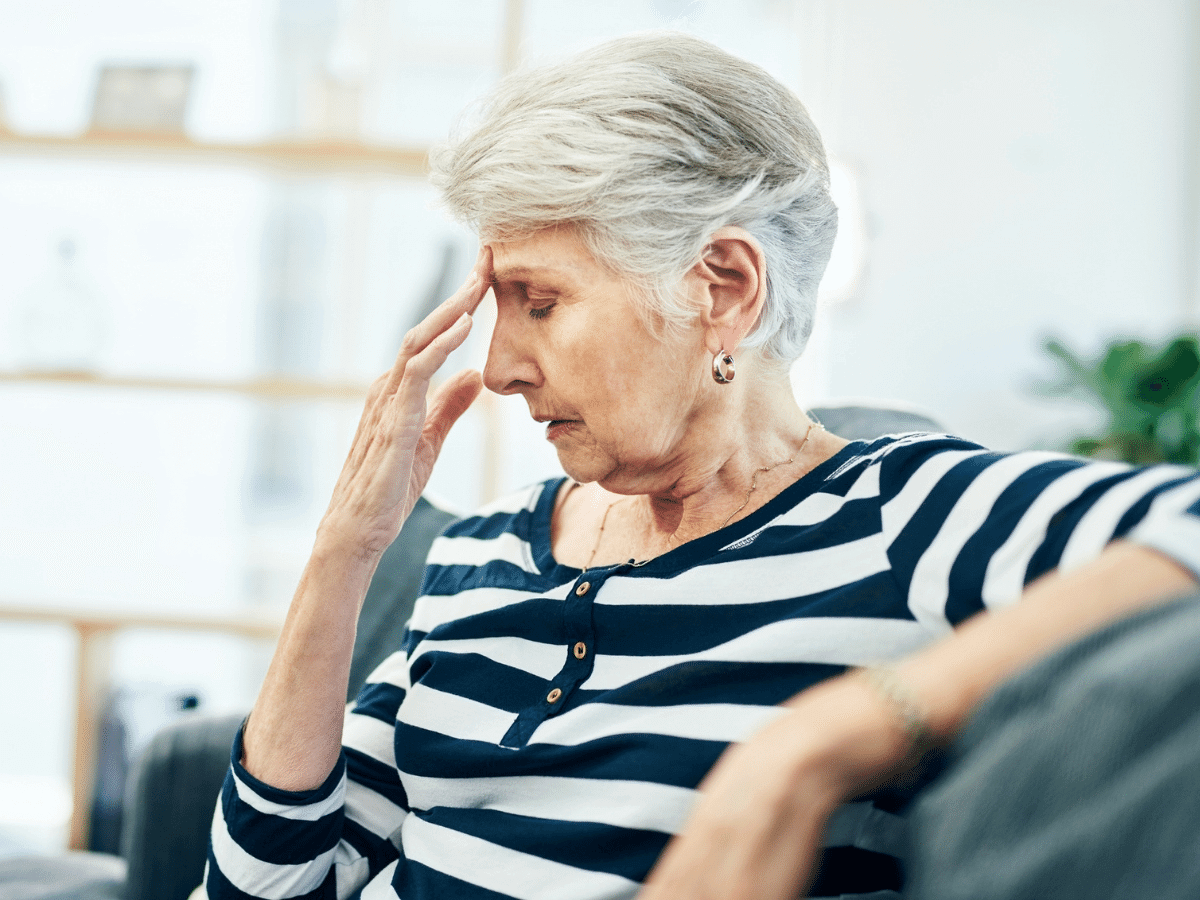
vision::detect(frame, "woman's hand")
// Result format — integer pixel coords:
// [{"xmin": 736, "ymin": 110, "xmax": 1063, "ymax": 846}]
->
[
  {"xmin": 241, "ymin": 249, "xmax": 490, "ymax": 791},
  {"xmin": 317, "ymin": 249, "xmax": 490, "ymax": 558},
  {"xmin": 638, "ymin": 674, "xmax": 914, "ymax": 900}
]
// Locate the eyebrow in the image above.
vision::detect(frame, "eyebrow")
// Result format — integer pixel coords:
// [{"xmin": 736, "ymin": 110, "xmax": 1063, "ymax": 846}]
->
[{"xmin": 491, "ymin": 264, "xmax": 577, "ymax": 284}]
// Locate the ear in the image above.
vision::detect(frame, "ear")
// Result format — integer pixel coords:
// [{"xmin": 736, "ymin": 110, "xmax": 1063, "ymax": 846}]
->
[{"xmin": 689, "ymin": 226, "xmax": 767, "ymax": 356}]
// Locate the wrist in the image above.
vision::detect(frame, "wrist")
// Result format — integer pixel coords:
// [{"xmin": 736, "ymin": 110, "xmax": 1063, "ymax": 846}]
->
[
  {"xmin": 312, "ymin": 516, "xmax": 389, "ymax": 566},
  {"xmin": 779, "ymin": 671, "xmax": 935, "ymax": 801},
  {"xmin": 854, "ymin": 665, "xmax": 938, "ymax": 767},
  {"xmin": 300, "ymin": 531, "xmax": 385, "ymax": 609}
]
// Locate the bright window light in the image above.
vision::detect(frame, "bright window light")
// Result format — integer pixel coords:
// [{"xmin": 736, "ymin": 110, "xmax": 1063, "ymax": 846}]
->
[
  {"xmin": 820, "ymin": 158, "xmax": 867, "ymax": 304},
  {"xmin": 0, "ymin": 773, "xmax": 71, "ymax": 828}
]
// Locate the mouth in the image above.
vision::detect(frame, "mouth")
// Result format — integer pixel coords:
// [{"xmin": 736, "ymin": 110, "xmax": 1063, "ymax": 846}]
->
[{"xmin": 542, "ymin": 419, "xmax": 581, "ymax": 440}]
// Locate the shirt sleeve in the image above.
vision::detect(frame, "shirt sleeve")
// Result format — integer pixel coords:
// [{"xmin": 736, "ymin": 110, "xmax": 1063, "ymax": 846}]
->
[
  {"xmin": 879, "ymin": 434, "xmax": 1200, "ymax": 629},
  {"xmin": 203, "ymin": 644, "xmax": 416, "ymax": 900}
]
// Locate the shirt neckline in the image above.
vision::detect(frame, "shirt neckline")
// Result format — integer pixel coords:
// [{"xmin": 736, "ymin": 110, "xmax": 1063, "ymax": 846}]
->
[{"xmin": 529, "ymin": 438, "xmax": 871, "ymax": 578}]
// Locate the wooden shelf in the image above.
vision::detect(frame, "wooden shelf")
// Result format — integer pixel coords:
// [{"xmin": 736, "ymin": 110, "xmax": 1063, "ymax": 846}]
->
[
  {"xmin": 0, "ymin": 602, "xmax": 283, "ymax": 640},
  {"xmin": 0, "ymin": 370, "xmax": 370, "ymax": 401},
  {"xmin": 0, "ymin": 128, "xmax": 428, "ymax": 177}
]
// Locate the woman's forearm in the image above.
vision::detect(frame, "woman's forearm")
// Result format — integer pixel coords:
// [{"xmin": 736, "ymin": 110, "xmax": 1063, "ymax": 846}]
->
[
  {"xmin": 640, "ymin": 542, "xmax": 1197, "ymax": 900},
  {"xmin": 241, "ymin": 539, "xmax": 382, "ymax": 790},
  {"xmin": 896, "ymin": 539, "xmax": 1199, "ymax": 745},
  {"xmin": 236, "ymin": 257, "xmax": 488, "ymax": 794},
  {"xmin": 773, "ymin": 540, "xmax": 1200, "ymax": 802}
]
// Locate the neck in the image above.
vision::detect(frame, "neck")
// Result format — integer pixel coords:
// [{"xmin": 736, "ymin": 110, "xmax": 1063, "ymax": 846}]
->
[
  {"xmin": 584, "ymin": 371, "xmax": 830, "ymax": 564},
  {"xmin": 638, "ymin": 419, "xmax": 820, "ymax": 547}
]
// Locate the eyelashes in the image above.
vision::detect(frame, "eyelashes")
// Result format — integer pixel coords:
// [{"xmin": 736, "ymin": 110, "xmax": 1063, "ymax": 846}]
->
[{"xmin": 492, "ymin": 280, "xmax": 556, "ymax": 319}]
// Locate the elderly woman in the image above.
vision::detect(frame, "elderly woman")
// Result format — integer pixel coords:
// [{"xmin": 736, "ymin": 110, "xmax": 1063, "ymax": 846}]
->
[{"xmin": 203, "ymin": 33, "xmax": 1200, "ymax": 900}]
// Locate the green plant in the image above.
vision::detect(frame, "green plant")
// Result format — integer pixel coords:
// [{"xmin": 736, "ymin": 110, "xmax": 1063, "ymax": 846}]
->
[{"xmin": 1032, "ymin": 332, "xmax": 1200, "ymax": 466}]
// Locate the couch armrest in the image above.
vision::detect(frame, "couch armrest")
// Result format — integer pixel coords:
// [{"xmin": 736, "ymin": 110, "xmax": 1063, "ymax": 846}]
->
[{"xmin": 120, "ymin": 713, "xmax": 243, "ymax": 900}]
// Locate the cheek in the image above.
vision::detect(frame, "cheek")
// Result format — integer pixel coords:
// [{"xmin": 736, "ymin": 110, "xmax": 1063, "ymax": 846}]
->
[
  {"xmin": 546, "ymin": 318, "xmax": 615, "ymax": 388},
  {"xmin": 606, "ymin": 353, "xmax": 703, "ymax": 446},
  {"xmin": 553, "ymin": 304, "xmax": 704, "ymax": 422}
]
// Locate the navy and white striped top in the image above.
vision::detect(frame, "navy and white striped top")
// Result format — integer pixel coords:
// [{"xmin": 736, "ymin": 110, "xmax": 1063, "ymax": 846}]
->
[{"xmin": 204, "ymin": 432, "xmax": 1200, "ymax": 900}]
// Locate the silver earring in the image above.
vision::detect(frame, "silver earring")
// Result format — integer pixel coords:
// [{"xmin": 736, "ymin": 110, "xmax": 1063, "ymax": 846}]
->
[{"xmin": 712, "ymin": 349, "xmax": 736, "ymax": 384}]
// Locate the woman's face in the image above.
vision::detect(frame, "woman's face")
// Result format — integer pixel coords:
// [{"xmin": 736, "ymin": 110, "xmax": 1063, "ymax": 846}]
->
[{"xmin": 483, "ymin": 226, "xmax": 715, "ymax": 492}]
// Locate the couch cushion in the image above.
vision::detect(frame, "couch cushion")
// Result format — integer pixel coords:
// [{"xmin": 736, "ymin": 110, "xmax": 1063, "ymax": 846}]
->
[
  {"xmin": 0, "ymin": 851, "xmax": 125, "ymax": 900},
  {"xmin": 347, "ymin": 494, "xmax": 458, "ymax": 700},
  {"xmin": 905, "ymin": 592, "xmax": 1200, "ymax": 899}
]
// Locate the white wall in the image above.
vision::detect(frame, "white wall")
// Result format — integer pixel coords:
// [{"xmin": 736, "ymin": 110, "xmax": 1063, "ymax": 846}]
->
[{"xmin": 795, "ymin": 0, "xmax": 1199, "ymax": 451}]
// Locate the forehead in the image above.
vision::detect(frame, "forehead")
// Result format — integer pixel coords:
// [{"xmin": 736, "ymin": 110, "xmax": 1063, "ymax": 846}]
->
[{"xmin": 487, "ymin": 226, "xmax": 598, "ymax": 285}]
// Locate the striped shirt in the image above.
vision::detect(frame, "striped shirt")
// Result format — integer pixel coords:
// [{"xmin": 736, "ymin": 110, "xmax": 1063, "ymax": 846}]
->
[{"xmin": 204, "ymin": 432, "xmax": 1200, "ymax": 900}]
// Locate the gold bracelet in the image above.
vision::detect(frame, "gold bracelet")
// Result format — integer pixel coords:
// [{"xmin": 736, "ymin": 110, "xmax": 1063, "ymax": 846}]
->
[{"xmin": 859, "ymin": 665, "xmax": 937, "ymax": 759}]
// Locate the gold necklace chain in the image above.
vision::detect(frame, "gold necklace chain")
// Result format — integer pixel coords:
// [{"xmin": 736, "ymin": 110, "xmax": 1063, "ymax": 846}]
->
[
  {"xmin": 718, "ymin": 420, "xmax": 824, "ymax": 530},
  {"xmin": 582, "ymin": 420, "xmax": 824, "ymax": 571},
  {"xmin": 582, "ymin": 493, "xmax": 627, "ymax": 572}
]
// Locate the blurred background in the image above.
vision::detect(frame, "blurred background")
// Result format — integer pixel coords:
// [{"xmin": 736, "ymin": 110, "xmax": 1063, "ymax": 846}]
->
[{"xmin": 0, "ymin": 0, "xmax": 1197, "ymax": 857}]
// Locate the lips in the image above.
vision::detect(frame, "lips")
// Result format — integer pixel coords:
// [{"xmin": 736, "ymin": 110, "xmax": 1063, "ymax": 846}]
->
[{"xmin": 544, "ymin": 419, "xmax": 580, "ymax": 441}]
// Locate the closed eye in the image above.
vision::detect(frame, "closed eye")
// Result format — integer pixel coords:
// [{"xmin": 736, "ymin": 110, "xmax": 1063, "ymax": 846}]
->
[{"xmin": 528, "ymin": 303, "xmax": 556, "ymax": 320}]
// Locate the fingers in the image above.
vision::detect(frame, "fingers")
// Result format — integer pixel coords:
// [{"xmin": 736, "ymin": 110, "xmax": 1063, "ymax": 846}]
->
[
  {"xmin": 350, "ymin": 246, "xmax": 490, "ymax": 473},
  {"xmin": 391, "ymin": 246, "xmax": 492, "ymax": 374},
  {"xmin": 402, "ymin": 311, "xmax": 474, "ymax": 383},
  {"xmin": 380, "ymin": 311, "xmax": 476, "ymax": 435},
  {"xmin": 349, "ymin": 371, "xmax": 391, "ymax": 447},
  {"xmin": 423, "ymin": 369, "xmax": 484, "ymax": 454}
]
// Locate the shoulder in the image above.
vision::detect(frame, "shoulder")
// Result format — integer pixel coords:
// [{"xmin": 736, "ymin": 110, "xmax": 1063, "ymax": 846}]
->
[
  {"xmin": 440, "ymin": 478, "xmax": 564, "ymax": 540},
  {"xmin": 851, "ymin": 433, "xmax": 1150, "ymax": 517},
  {"xmin": 823, "ymin": 430, "xmax": 992, "ymax": 483},
  {"xmin": 421, "ymin": 477, "xmax": 565, "ymax": 581},
  {"xmin": 413, "ymin": 478, "xmax": 566, "ymax": 631}
]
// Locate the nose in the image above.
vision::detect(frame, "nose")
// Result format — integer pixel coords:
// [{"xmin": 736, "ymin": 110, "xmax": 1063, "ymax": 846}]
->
[{"xmin": 482, "ymin": 302, "xmax": 542, "ymax": 395}]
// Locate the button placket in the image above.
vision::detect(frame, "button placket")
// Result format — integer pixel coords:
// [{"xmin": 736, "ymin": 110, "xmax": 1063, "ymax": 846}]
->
[
  {"xmin": 500, "ymin": 570, "xmax": 607, "ymax": 747},
  {"xmin": 535, "ymin": 571, "xmax": 602, "ymax": 720}
]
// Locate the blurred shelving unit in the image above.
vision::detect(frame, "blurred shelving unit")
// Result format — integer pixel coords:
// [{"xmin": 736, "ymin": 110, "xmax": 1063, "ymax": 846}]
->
[{"xmin": 0, "ymin": 0, "xmax": 528, "ymax": 852}]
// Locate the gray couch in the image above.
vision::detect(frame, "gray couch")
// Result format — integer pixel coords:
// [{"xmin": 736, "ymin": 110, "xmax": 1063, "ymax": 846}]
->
[{"xmin": 0, "ymin": 403, "xmax": 943, "ymax": 900}]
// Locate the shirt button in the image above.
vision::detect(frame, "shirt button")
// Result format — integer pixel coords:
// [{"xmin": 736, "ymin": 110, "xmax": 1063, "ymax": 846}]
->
[
  {"xmin": 573, "ymin": 641, "xmax": 587, "ymax": 659},
  {"xmin": 546, "ymin": 688, "xmax": 563, "ymax": 703},
  {"xmin": 575, "ymin": 581, "xmax": 591, "ymax": 596}
]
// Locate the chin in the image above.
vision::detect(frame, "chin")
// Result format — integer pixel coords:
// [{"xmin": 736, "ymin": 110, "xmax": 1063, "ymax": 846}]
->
[
  {"xmin": 562, "ymin": 454, "xmax": 670, "ymax": 498},
  {"xmin": 554, "ymin": 445, "xmax": 616, "ymax": 487},
  {"xmin": 556, "ymin": 455, "xmax": 600, "ymax": 486}
]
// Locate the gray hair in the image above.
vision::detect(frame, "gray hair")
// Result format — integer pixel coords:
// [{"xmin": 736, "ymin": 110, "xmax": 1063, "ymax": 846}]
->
[{"xmin": 429, "ymin": 32, "xmax": 837, "ymax": 365}]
